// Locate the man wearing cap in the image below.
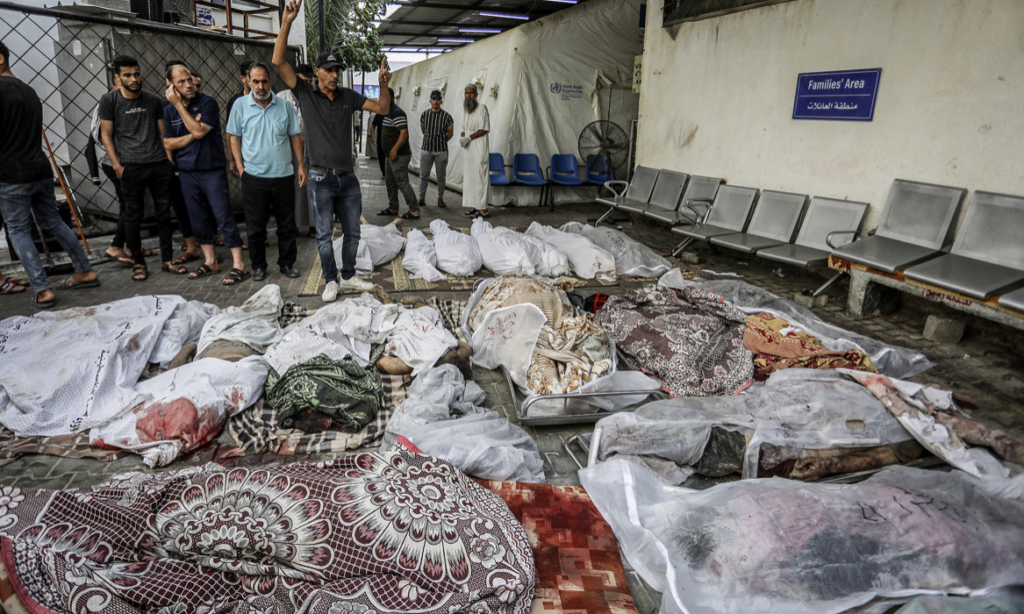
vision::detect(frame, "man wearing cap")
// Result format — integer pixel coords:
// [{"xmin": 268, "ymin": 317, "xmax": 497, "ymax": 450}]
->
[
  {"xmin": 377, "ymin": 87, "xmax": 418, "ymax": 220},
  {"xmin": 460, "ymin": 83, "xmax": 490, "ymax": 218},
  {"xmin": 418, "ymin": 89, "xmax": 454, "ymax": 209},
  {"xmin": 273, "ymin": 0, "xmax": 392, "ymax": 302}
]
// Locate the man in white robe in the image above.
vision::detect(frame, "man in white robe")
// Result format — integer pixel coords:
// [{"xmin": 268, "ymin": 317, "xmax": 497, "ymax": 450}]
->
[{"xmin": 460, "ymin": 83, "xmax": 491, "ymax": 218}]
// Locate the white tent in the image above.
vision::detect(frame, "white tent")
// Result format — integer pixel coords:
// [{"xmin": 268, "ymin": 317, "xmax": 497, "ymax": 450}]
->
[{"xmin": 389, "ymin": 0, "xmax": 643, "ymax": 206}]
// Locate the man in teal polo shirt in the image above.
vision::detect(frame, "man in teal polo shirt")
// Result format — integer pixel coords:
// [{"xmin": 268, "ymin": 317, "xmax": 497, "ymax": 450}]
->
[{"xmin": 226, "ymin": 62, "xmax": 305, "ymax": 282}]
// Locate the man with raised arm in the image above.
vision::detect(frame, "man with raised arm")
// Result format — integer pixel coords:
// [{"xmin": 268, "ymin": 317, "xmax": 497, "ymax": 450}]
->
[{"xmin": 273, "ymin": 0, "xmax": 393, "ymax": 302}]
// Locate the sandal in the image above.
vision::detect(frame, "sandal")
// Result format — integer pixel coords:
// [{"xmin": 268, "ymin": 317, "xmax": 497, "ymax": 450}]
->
[
  {"xmin": 438, "ymin": 199, "xmax": 447, "ymax": 208},
  {"xmin": 172, "ymin": 251, "xmax": 203, "ymax": 266},
  {"xmin": 189, "ymin": 264, "xmax": 214, "ymax": 279},
  {"xmin": 111, "ymin": 253, "xmax": 134, "ymax": 266},
  {"xmin": 140, "ymin": 248, "xmax": 155, "ymax": 257},
  {"xmin": 464, "ymin": 208, "xmax": 479, "ymax": 216},
  {"xmin": 469, "ymin": 210, "xmax": 491, "ymax": 219},
  {"xmin": 162, "ymin": 262, "xmax": 189, "ymax": 275},
  {"xmin": 0, "ymin": 278, "xmax": 27, "ymax": 295},
  {"xmin": 222, "ymin": 268, "xmax": 251, "ymax": 286},
  {"xmin": 131, "ymin": 264, "xmax": 148, "ymax": 282},
  {"xmin": 400, "ymin": 212, "xmax": 421, "ymax": 220},
  {"xmin": 32, "ymin": 293, "xmax": 56, "ymax": 309},
  {"xmin": 377, "ymin": 208, "xmax": 399, "ymax": 216},
  {"xmin": 60, "ymin": 276, "xmax": 101, "ymax": 289}
]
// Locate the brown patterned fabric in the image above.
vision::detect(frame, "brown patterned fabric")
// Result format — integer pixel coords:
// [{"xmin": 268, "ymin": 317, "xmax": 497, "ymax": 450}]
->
[
  {"xmin": 744, "ymin": 312, "xmax": 877, "ymax": 381},
  {"xmin": 474, "ymin": 480, "xmax": 638, "ymax": 614},
  {"xmin": 596, "ymin": 284, "xmax": 754, "ymax": 397},
  {"xmin": 0, "ymin": 426, "xmax": 126, "ymax": 467},
  {"xmin": 0, "ymin": 446, "xmax": 536, "ymax": 614}
]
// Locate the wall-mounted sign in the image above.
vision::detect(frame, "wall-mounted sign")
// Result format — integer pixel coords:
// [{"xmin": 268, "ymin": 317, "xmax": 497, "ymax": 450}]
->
[
  {"xmin": 792, "ymin": 68, "xmax": 881, "ymax": 121},
  {"xmin": 196, "ymin": 6, "xmax": 214, "ymax": 27}
]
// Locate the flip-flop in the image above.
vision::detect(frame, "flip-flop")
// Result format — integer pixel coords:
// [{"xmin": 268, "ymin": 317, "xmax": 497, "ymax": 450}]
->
[
  {"xmin": 0, "ymin": 279, "xmax": 27, "ymax": 295},
  {"xmin": 222, "ymin": 268, "xmax": 251, "ymax": 286},
  {"xmin": 469, "ymin": 210, "xmax": 491, "ymax": 219},
  {"xmin": 400, "ymin": 212, "xmax": 421, "ymax": 220},
  {"xmin": 377, "ymin": 208, "xmax": 399, "ymax": 216},
  {"xmin": 464, "ymin": 208, "xmax": 479, "ymax": 216},
  {"xmin": 32, "ymin": 293, "xmax": 56, "ymax": 309},
  {"xmin": 59, "ymin": 276, "xmax": 101, "ymax": 289},
  {"xmin": 189, "ymin": 264, "xmax": 214, "ymax": 279},
  {"xmin": 172, "ymin": 251, "xmax": 203, "ymax": 266},
  {"xmin": 161, "ymin": 262, "xmax": 189, "ymax": 275}
]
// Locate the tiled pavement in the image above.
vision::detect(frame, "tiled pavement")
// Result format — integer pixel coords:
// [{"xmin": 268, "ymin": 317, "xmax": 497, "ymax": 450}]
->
[{"xmin": 2, "ymin": 157, "xmax": 1023, "ymax": 613}]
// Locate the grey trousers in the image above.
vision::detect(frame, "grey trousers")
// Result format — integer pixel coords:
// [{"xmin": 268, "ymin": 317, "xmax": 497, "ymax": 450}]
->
[
  {"xmin": 419, "ymin": 150, "xmax": 448, "ymax": 201},
  {"xmin": 385, "ymin": 153, "xmax": 418, "ymax": 213}
]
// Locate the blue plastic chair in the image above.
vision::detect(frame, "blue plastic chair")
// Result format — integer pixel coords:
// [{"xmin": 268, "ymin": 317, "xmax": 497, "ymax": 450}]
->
[
  {"xmin": 513, "ymin": 153, "xmax": 549, "ymax": 209},
  {"xmin": 549, "ymin": 154, "xmax": 584, "ymax": 186},
  {"xmin": 489, "ymin": 153, "xmax": 511, "ymax": 186},
  {"xmin": 586, "ymin": 154, "xmax": 614, "ymax": 185}
]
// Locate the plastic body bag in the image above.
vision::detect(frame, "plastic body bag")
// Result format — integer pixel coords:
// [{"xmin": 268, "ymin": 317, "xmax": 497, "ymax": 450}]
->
[
  {"xmin": 516, "ymin": 232, "xmax": 571, "ymax": 277},
  {"xmin": 471, "ymin": 218, "xmax": 536, "ymax": 275},
  {"xmin": 360, "ymin": 223, "xmax": 406, "ymax": 266},
  {"xmin": 382, "ymin": 365, "xmax": 545, "ymax": 482},
  {"xmin": 560, "ymin": 222, "xmax": 672, "ymax": 277},
  {"xmin": 402, "ymin": 228, "xmax": 446, "ymax": 282},
  {"xmin": 334, "ymin": 235, "xmax": 373, "ymax": 276},
  {"xmin": 659, "ymin": 270, "xmax": 933, "ymax": 378},
  {"xmin": 197, "ymin": 284, "xmax": 284, "ymax": 356},
  {"xmin": 525, "ymin": 222, "xmax": 617, "ymax": 280},
  {"xmin": 148, "ymin": 300, "xmax": 221, "ymax": 368},
  {"xmin": 580, "ymin": 459, "xmax": 1024, "ymax": 614},
  {"xmin": 430, "ymin": 219, "xmax": 483, "ymax": 277}
]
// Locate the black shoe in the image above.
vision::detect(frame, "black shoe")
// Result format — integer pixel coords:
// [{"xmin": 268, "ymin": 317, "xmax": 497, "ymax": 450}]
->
[
  {"xmin": 252, "ymin": 268, "xmax": 267, "ymax": 282},
  {"xmin": 280, "ymin": 265, "xmax": 300, "ymax": 278},
  {"xmin": 418, "ymin": 199, "xmax": 427, "ymax": 208}
]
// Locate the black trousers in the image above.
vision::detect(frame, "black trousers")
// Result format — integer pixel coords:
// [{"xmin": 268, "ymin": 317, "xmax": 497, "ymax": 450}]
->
[
  {"xmin": 106, "ymin": 165, "xmax": 192, "ymax": 249},
  {"xmin": 376, "ymin": 131, "xmax": 386, "ymax": 177},
  {"xmin": 170, "ymin": 170, "xmax": 194, "ymax": 240},
  {"xmin": 101, "ymin": 164, "xmax": 128, "ymax": 249},
  {"xmin": 120, "ymin": 160, "xmax": 174, "ymax": 265},
  {"xmin": 242, "ymin": 172, "xmax": 298, "ymax": 271}
]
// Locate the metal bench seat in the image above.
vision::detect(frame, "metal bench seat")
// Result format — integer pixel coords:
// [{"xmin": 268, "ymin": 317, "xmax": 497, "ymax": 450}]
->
[
  {"xmin": 711, "ymin": 190, "xmax": 807, "ymax": 254},
  {"xmin": 669, "ymin": 185, "xmax": 758, "ymax": 255},
  {"xmin": 645, "ymin": 175, "xmax": 722, "ymax": 226},
  {"xmin": 622, "ymin": 170, "xmax": 689, "ymax": 217},
  {"xmin": 594, "ymin": 166, "xmax": 659, "ymax": 226},
  {"xmin": 904, "ymin": 191, "xmax": 1024, "ymax": 299},
  {"xmin": 831, "ymin": 179, "xmax": 966, "ymax": 274},
  {"xmin": 759, "ymin": 197, "xmax": 868, "ymax": 268},
  {"xmin": 998, "ymin": 287, "xmax": 1024, "ymax": 313}
]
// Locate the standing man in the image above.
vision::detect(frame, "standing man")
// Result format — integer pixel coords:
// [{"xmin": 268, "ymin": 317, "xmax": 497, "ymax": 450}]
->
[
  {"xmin": 418, "ymin": 89, "xmax": 454, "ymax": 209},
  {"xmin": 227, "ymin": 62, "xmax": 303, "ymax": 282},
  {"xmin": 273, "ymin": 0, "xmax": 393, "ymax": 302},
  {"xmin": 0, "ymin": 40, "xmax": 99, "ymax": 307},
  {"xmin": 378, "ymin": 88, "xmax": 418, "ymax": 220},
  {"xmin": 227, "ymin": 60, "xmax": 253, "ymax": 179},
  {"xmin": 460, "ymin": 83, "xmax": 491, "ymax": 219},
  {"xmin": 99, "ymin": 55, "xmax": 177, "ymax": 281},
  {"xmin": 163, "ymin": 64, "xmax": 249, "ymax": 285},
  {"xmin": 276, "ymin": 67, "xmax": 313, "ymax": 237},
  {"xmin": 370, "ymin": 112, "xmax": 385, "ymax": 180},
  {"xmin": 161, "ymin": 60, "xmax": 204, "ymax": 267}
]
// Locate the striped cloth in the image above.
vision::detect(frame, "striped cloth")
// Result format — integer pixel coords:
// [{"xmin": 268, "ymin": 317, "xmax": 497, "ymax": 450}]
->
[{"xmin": 419, "ymin": 108, "xmax": 454, "ymax": 153}]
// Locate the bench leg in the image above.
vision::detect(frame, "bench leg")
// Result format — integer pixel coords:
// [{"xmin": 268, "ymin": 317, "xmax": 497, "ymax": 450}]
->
[
  {"xmin": 812, "ymin": 271, "xmax": 845, "ymax": 297},
  {"xmin": 847, "ymin": 269, "xmax": 901, "ymax": 319},
  {"xmin": 672, "ymin": 237, "xmax": 694, "ymax": 257},
  {"xmin": 593, "ymin": 206, "xmax": 617, "ymax": 226}
]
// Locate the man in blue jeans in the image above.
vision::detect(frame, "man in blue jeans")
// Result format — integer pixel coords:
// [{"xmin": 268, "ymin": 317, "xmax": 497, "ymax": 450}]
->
[
  {"xmin": 0, "ymin": 41, "xmax": 99, "ymax": 308},
  {"xmin": 273, "ymin": 0, "xmax": 393, "ymax": 301}
]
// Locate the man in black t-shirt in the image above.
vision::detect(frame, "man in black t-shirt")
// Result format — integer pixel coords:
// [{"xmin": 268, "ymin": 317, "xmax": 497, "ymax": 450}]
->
[
  {"xmin": 0, "ymin": 41, "xmax": 99, "ymax": 308},
  {"xmin": 370, "ymin": 112, "xmax": 386, "ymax": 179},
  {"xmin": 99, "ymin": 55, "xmax": 176, "ymax": 281},
  {"xmin": 272, "ymin": 0, "xmax": 393, "ymax": 301}
]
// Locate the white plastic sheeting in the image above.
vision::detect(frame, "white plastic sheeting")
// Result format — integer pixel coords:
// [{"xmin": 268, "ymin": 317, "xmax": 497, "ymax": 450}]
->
[
  {"xmin": 580, "ymin": 460, "xmax": 1024, "ymax": 614},
  {"xmin": 197, "ymin": 284, "xmax": 285, "ymax": 356},
  {"xmin": 560, "ymin": 222, "xmax": 672, "ymax": 278},
  {"xmin": 471, "ymin": 219, "xmax": 536, "ymax": 275},
  {"xmin": 593, "ymin": 369, "xmax": 912, "ymax": 480},
  {"xmin": 430, "ymin": 219, "xmax": 483, "ymax": 277},
  {"xmin": 148, "ymin": 300, "xmax": 221, "ymax": 368},
  {"xmin": 659, "ymin": 270, "xmax": 934, "ymax": 378},
  {"xmin": 334, "ymin": 235, "xmax": 374, "ymax": 276},
  {"xmin": 526, "ymin": 222, "xmax": 617, "ymax": 280},
  {"xmin": 334, "ymin": 224, "xmax": 407, "ymax": 276},
  {"xmin": 402, "ymin": 228, "xmax": 446, "ymax": 282},
  {"xmin": 383, "ymin": 364, "xmax": 545, "ymax": 483},
  {"xmin": 0, "ymin": 296, "xmax": 185, "ymax": 436},
  {"xmin": 389, "ymin": 0, "xmax": 642, "ymax": 206},
  {"xmin": 89, "ymin": 356, "xmax": 268, "ymax": 467}
]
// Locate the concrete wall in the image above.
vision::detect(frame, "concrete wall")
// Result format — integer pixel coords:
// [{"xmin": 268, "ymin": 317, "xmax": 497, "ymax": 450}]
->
[{"xmin": 638, "ymin": 0, "xmax": 1024, "ymax": 228}]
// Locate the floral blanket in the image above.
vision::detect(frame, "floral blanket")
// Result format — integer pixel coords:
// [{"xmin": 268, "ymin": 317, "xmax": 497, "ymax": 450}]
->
[
  {"xmin": 596, "ymin": 284, "xmax": 753, "ymax": 397},
  {"xmin": 744, "ymin": 312, "xmax": 876, "ymax": 381},
  {"xmin": 0, "ymin": 446, "xmax": 535, "ymax": 614}
]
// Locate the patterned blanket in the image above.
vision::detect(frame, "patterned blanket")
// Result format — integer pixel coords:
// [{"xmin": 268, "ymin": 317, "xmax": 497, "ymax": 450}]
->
[
  {"xmin": 596, "ymin": 284, "xmax": 754, "ymax": 397},
  {"xmin": 744, "ymin": 312, "xmax": 876, "ymax": 381},
  {"xmin": 0, "ymin": 446, "xmax": 536, "ymax": 614}
]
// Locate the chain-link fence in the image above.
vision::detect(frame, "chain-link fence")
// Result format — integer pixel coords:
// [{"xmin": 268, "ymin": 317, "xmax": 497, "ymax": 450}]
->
[{"xmin": 0, "ymin": 0, "xmax": 299, "ymax": 241}]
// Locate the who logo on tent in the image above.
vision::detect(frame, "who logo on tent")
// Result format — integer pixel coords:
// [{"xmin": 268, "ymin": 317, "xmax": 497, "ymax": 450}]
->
[{"xmin": 550, "ymin": 83, "xmax": 562, "ymax": 94}]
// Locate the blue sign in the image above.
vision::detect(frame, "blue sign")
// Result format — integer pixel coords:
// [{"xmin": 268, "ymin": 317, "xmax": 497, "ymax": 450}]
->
[
  {"xmin": 196, "ymin": 6, "xmax": 214, "ymax": 27},
  {"xmin": 793, "ymin": 68, "xmax": 881, "ymax": 121}
]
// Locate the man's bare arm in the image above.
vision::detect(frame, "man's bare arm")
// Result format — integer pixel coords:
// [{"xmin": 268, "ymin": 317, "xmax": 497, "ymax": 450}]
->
[
  {"xmin": 99, "ymin": 119, "xmax": 121, "ymax": 175},
  {"xmin": 290, "ymin": 134, "xmax": 306, "ymax": 187},
  {"xmin": 228, "ymin": 134, "xmax": 245, "ymax": 176},
  {"xmin": 163, "ymin": 134, "xmax": 195, "ymax": 151},
  {"xmin": 273, "ymin": 0, "xmax": 300, "ymax": 89}
]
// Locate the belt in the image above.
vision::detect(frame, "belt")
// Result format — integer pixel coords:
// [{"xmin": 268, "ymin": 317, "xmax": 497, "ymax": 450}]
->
[{"xmin": 309, "ymin": 165, "xmax": 349, "ymax": 176}]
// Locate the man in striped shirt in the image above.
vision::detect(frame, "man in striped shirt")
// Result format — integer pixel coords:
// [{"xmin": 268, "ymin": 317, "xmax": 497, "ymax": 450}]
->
[
  {"xmin": 378, "ymin": 88, "xmax": 419, "ymax": 219},
  {"xmin": 418, "ymin": 89, "xmax": 454, "ymax": 209}
]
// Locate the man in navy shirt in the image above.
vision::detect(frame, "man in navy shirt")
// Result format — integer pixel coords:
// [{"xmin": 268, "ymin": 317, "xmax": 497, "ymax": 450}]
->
[{"xmin": 163, "ymin": 64, "xmax": 249, "ymax": 285}]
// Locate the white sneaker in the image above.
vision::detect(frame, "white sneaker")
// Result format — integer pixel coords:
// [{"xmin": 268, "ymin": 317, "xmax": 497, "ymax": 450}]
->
[
  {"xmin": 322, "ymin": 280, "xmax": 340, "ymax": 302},
  {"xmin": 337, "ymin": 276, "xmax": 374, "ymax": 293}
]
